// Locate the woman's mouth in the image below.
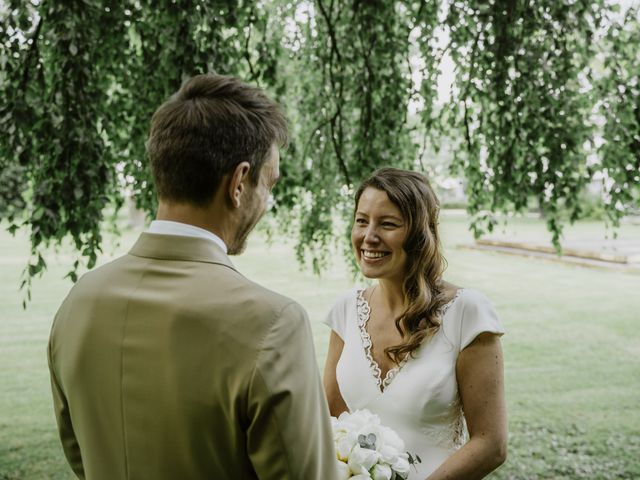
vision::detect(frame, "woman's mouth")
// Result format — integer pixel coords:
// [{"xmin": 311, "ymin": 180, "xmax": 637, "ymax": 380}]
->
[{"xmin": 361, "ymin": 250, "xmax": 390, "ymax": 260}]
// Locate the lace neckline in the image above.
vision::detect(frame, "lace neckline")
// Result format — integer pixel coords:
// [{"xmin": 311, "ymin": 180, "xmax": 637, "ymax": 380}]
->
[{"xmin": 356, "ymin": 288, "xmax": 464, "ymax": 393}]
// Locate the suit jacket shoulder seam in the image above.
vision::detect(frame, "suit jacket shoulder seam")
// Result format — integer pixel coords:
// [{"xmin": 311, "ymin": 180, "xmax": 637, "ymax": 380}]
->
[{"xmin": 254, "ymin": 301, "xmax": 300, "ymax": 357}]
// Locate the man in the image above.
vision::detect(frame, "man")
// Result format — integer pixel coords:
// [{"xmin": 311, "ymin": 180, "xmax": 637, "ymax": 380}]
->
[{"xmin": 48, "ymin": 74, "xmax": 338, "ymax": 479}]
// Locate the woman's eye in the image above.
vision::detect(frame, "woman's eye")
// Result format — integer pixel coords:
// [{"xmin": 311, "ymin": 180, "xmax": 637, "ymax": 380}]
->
[
  {"xmin": 382, "ymin": 222, "xmax": 397, "ymax": 228},
  {"xmin": 355, "ymin": 218, "xmax": 367, "ymax": 224}
]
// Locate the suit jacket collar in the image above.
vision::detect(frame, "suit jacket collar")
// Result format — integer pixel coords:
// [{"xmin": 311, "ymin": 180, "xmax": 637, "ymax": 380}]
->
[{"xmin": 129, "ymin": 233, "xmax": 236, "ymax": 270}]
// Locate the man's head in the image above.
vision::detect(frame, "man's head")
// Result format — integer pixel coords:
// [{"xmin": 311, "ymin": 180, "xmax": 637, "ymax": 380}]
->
[{"xmin": 147, "ymin": 73, "xmax": 288, "ymax": 253}]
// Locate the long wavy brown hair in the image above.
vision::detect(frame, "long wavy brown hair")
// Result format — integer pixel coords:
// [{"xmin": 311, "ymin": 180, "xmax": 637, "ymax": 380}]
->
[{"xmin": 354, "ymin": 167, "xmax": 448, "ymax": 364}]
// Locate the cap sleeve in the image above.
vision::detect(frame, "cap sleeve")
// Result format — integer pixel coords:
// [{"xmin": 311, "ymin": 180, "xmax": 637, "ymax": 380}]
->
[
  {"xmin": 458, "ymin": 289, "xmax": 505, "ymax": 352},
  {"xmin": 322, "ymin": 288, "xmax": 358, "ymax": 340}
]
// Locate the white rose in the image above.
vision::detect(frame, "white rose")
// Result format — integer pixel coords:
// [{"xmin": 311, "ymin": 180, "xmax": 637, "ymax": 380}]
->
[
  {"xmin": 350, "ymin": 475, "xmax": 373, "ymax": 480},
  {"xmin": 392, "ymin": 455, "xmax": 411, "ymax": 479},
  {"xmin": 371, "ymin": 463, "xmax": 393, "ymax": 480},
  {"xmin": 335, "ymin": 459, "xmax": 351, "ymax": 480},
  {"xmin": 331, "ymin": 419, "xmax": 342, "ymax": 433},
  {"xmin": 337, "ymin": 410, "xmax": 358, "ymax": 430},
  {"xmin": 378, "ymin": 426, "xmax": 405, "ymax": 451},
  {"xmin": 343, "ymin": 409, "xmax": 381, "ymax": 431},
  {"xmin": 348, "ymin": 444, "xmax": 380, "ymax": 474},
  {"xmin": 337, "ymin": 436, "xmax": 355, "ymax": 462},
  {"xmin": 377, "ymin": 444, "xmax": 399, "ymax": 464}
]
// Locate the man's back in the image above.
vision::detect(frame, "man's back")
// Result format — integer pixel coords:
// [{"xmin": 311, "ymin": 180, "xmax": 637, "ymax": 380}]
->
[{"xmin": 48, "ymin": 233, "xmax": 337, "ymax": 479}]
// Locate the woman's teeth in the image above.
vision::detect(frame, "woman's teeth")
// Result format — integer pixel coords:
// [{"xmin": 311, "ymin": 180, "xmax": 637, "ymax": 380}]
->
[{"xmin": 362, "ymin": 250, "xmax": 388, "ymax": 259}]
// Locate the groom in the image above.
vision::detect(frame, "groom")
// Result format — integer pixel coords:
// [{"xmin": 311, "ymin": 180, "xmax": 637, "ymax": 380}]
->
[{"xmin": 48, "ymin": 74, "xmax": 338, "ymax": 479}]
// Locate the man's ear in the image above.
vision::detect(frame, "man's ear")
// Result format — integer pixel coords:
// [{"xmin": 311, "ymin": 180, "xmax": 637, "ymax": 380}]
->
[{"xmin": 228, "ymin": 161, "xmax": 252, "ymax": 208}]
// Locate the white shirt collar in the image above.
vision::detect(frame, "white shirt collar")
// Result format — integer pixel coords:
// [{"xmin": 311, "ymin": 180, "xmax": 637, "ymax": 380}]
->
[{"xmin": 147, "ymin": 220, "xmax": 227, "ymax": 254}]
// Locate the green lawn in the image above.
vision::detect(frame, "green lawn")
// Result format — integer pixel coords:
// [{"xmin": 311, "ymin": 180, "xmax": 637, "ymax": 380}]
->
[{"xmin": 1, "ymin": 215, "xmax": 639, "ymax": 479}]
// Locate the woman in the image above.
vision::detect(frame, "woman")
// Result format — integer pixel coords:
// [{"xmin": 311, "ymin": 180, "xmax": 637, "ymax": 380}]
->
[{"xmin": 323, "ymin": 168, "xmax": 507, "ymax": 479}]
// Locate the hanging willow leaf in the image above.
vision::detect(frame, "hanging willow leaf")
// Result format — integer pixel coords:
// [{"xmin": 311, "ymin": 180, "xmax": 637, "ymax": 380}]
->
[{"xmin": 0, "ymin": 0, "xmax": 637, "ymax": 305}]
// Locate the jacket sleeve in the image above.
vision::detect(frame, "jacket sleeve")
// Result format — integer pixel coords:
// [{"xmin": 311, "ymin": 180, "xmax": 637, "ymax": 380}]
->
[
  {"xmin": 48, "ymin": 332, "xmax": 85, "ymax": 479},
  {"xmin": 246, "ymin": 302, "xmax": 338, "ymax": 480}
]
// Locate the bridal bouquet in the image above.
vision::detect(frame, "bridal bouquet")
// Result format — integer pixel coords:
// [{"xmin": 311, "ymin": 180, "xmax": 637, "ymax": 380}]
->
[{"xmin": 331, "ymin": 409, "xmax": 420, "ymax": 480}]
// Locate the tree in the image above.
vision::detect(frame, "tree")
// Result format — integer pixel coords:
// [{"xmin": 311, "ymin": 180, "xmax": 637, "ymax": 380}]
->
[
  {"xmin": 438, "ymin": 1, "xmax": 639, "ymax": 244},
  {"xmin": 0, "ymin": 0, "xmax": 281, "ymax": 303},
  {"xmin": 274, "ymin": 0, "xmax": 441, "ymax": 271},
  {"xmin": 596, "ymin": 6, "xmax": 640, "ymax": 227},
  {"xmin": 1, "ymin": 0, "xmax": 638, "ymax": 303},
  {"xmin": 442, "ymin": 0, "xmax": 605, "ymax": 246}
]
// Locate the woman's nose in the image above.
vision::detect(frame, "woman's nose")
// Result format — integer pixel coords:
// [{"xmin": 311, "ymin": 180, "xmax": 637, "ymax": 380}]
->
[{"xmin": 363, "ymin": 225, "xmax": 379, "ymax": 243}]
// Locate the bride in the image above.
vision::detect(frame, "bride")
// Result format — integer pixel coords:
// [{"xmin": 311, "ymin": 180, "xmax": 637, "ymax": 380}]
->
[{"xmin": 323, "ymin": 168, "xmax": 507, "ymax": 479}]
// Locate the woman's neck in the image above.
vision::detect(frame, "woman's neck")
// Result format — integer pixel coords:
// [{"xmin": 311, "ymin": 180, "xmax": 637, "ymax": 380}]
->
[{"xmin": 375, "ymin": 278, "xmax": 405, "ymax": 314}]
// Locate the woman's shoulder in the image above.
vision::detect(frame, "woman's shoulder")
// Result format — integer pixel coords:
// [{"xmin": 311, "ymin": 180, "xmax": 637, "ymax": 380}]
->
[
  {"xmin": 325, "ymin": 287, "xmax": 362, "ymax": 316},
  {"xmin": 323, "ymin": 287, "xmax": 363, "ymax": 335},
  {"xmin": 439, "ymin": 280, "xmax": 493, "ymax": 307},
  {"xmin": 452, "ymin": 287, "xmax": 495, "ymax": 312},
  {"xmin": 333, "ymin": 286, "xmax": 362, "ymax": 304},
  {"xmin": 440, "ymin": 287, "xmax": 497, "ymax": 326},
  {"xmin": 441, "ymin": 287, "xmax": 503, "ymax": 350}
]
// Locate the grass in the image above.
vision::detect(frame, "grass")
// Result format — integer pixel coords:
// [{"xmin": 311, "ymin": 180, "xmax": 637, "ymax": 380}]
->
[{"xmin": 1, "ymin": 214, "xmax": 639, "ymax": 479}]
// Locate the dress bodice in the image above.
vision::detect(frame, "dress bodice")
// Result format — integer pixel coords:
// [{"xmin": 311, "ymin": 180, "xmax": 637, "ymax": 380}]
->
[{"xmin": 324, "ymin": 288, "xmax": 504, "ymax": 479}]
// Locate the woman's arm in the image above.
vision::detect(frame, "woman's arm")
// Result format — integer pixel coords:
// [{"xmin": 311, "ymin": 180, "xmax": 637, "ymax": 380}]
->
[
  {"xmin": 323, "ymin": 330, "xmax": 349, "ymax": 417},
  {"xmin": 426, "ymin": 332, "xmax": 508, "ymax": 480}
]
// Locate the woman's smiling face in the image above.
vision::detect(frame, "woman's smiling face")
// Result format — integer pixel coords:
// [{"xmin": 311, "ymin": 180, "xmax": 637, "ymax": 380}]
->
[{"xmin": 352, "ymin": 187, "xmax": 408, "ymax": 281}]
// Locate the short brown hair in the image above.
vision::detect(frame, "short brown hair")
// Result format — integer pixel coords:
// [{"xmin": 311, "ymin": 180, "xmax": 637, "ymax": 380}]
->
[{"xmin": 147, "ymin": 73, "xmax": 288, "ymax": 205}]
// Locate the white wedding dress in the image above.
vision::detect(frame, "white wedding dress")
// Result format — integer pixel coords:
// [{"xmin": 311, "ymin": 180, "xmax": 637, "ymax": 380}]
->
[{"xmin": 324, "ymin": 288, "xmax": 504, "ymax": 479}]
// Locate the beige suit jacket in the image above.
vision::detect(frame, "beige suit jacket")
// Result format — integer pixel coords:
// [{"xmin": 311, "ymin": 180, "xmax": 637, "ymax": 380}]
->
[{"xmin": 48, "ymin": 233, "xmax": 338, "ymax": 479}]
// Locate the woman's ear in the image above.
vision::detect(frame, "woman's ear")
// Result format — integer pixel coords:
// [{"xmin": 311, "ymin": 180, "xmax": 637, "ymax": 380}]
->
[{"xmin": 227, "ymin": 162, "xmax": 251, "ymax": 208}]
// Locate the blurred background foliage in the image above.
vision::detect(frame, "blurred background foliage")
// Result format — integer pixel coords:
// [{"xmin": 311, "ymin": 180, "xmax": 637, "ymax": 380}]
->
[{"xmin": 1, "ymin": 0, "xmax": 639, "ymax": 297}]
